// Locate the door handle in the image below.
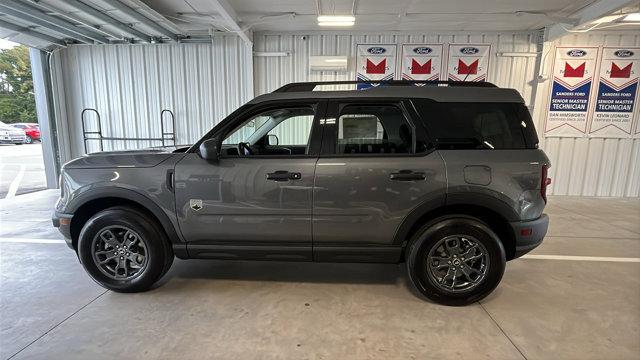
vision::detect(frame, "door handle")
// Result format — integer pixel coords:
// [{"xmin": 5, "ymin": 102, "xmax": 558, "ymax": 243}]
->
[
  {"xmin": 166, "ymin": 169, "xmax": 174, "ymax": 192},
  {"xmin": 266, "ymin": 170, "xmax": 302, "ymax": 181},
  {"xmin": 390, "ymin": 170, "xmax": 426, "ymax": 181}
]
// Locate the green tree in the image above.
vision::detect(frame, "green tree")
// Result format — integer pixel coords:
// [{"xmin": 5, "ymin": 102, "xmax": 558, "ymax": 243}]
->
[{"xmin": 0, "ymin": 45, "xmax": 37, "ymax": 123}]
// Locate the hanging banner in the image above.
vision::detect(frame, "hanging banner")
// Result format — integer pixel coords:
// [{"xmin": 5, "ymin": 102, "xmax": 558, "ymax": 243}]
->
[
  {"xmin": 356, "ymin": 44, "xmax": 397, "ymax": 90},
  {"xmin": 401, "ymin": 44, "xmax": 444, "ymax": 82},
  {"xmin": 588, "ymin": 47, "xmax": 639, "ymax": 138},
  {"xmin": 544, "ymin": 47, "xmax": 599, "ymax": 137},
  {"xmin": 446, "ymin": 44, "xmax": 491, "ymax": 82}
]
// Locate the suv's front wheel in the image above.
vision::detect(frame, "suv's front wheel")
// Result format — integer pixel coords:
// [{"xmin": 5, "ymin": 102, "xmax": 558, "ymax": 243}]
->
[
  {"xmin": 406, "ymin": 216, "xmax": 506, "ymax": 306},
  {"xmin": 77, "ymin": 206, "xmax": 174, "ymax": 292}
]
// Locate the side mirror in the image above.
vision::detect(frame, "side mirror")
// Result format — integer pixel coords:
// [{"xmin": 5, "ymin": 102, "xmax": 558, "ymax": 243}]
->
[
  {"xmin": 199, "ymin": 137, "xmax": 220, "ymax": 162},
  {"xmin": 267, "ymin": 134, "xmax": 279, "ymax": 146}
]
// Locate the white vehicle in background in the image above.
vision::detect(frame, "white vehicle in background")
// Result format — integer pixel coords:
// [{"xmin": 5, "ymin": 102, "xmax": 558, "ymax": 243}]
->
[{"xmin": 0, "ymin": 121, "xmax": 27, "ymax": 145}]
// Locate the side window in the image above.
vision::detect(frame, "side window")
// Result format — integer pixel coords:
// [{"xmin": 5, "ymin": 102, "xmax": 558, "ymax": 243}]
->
[
  {"xmin": 222, "ymin": 106, "xmax": 315, "ymax": 156},
  {"xmin": 267, "ymin": 115, "xmax": 314, "ymax": 145},
  {"xmin": 336, "ymin": 104, "xmax": 413, "ymax": 154},
  {"xmin": 415, "ymin": 101, "xmax": 532, "ymax": 150}
]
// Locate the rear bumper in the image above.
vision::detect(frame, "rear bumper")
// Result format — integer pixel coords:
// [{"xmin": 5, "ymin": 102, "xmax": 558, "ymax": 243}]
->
[
  {"xmin": 52, "ymin": 211, "xmax": 74, "ymax": 249},
  {"xmin": 510, "ymin": 214, "xmax": 549, "ymax": 258},
  {"xmin": 0, "ymin": 136, "xmax": 26, "ymax": 144}
]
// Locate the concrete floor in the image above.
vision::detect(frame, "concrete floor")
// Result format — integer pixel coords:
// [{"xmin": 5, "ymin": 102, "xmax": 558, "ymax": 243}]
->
[
  {"xmin": 0, "ymin": 191, "xmax": 638, "ymax": 360},
  {"xmin": 0, "ymin": 144, "xmax": 47, "ymax": 198}
]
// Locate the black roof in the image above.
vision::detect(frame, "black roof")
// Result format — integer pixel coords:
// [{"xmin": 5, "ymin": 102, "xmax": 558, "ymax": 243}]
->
[{"xmin": 249, "ymin": 81, "xmax": 525, "ymax": 104}]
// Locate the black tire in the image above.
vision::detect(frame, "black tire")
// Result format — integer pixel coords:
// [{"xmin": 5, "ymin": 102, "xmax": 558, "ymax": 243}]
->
[
  {"xmin": 405, "ymin": 215, "xmax": 506, "ymax": 306},
  {"xmin": 77, "ymin": 206, "xmax": 174, "ymax": 292},
  {"xmin": 24, "ymin": 136, "xmax": 33, "ymax": 144}
]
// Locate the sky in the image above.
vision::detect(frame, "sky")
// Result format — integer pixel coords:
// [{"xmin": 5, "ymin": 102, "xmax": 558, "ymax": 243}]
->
[{"xmin": 0, "ymin": 38, "xmax": 18, "ymax": 50}]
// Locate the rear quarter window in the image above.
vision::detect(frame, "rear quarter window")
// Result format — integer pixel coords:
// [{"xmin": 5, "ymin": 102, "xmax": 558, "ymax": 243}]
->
[{"xmin": 413, "ymin": 100, "xmax": 538, "ymax": 150}]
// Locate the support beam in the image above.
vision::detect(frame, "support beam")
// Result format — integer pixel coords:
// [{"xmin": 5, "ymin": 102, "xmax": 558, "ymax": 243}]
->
[
  {"xmin": 34, "ymin": 1, "xmax": 124, "ymax": 40},
  {"xmin": 210, "ymin": 0, "xmax": 252, "ymax": 46},
  {"xmin": 0, "ymin": 18, "xmax": 66, "ymax": 47},
  {"xmin": 99, "ymin": 0, "xmax": 179, "ymax": 42},
  {"xmin": 0, "ymin": 0, "xmax": 109, "ymax": 43},
  {"xmin": 62, "ymin": 0, "xmax": 152, "ymax": 42},
  {"xmin": 0, "ymin": 5, "xmax": 96, "ymax": 44},
  {"xmin": 545, "ymin": 0, "xmax": 635, "ymax": 41},
  {"xmin": 126, "ymin": 0, "xmax": 183, "ymax": 35},
  {"xmin": 29, "ymin": 49, "xmax": 60, "ymax": 189}
]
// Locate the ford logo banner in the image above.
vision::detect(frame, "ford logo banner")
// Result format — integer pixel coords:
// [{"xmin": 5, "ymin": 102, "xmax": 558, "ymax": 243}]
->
[
  {"xmin": 614, "ymin": 50, "xmax": 634, "ymax": 58},
  {"xmin": 460, "ymin": 47, "xmax": 479, "ymax": 55},
  {"xmin": 413, "ymin": 47, "xmax": 433, "ymax": 55},
  {"xmin": 566, "ymin": 49, "xmax": 587, "ymax": 57},
  {"xmin": 367, "ymin": 47, "xmax": 386, "ymax": 55}
]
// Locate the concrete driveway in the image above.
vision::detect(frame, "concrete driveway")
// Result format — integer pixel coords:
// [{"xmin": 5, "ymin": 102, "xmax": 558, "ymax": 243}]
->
[{"xmin": 0, "ymin": 144, "xmax": 46, "ymax": 199}]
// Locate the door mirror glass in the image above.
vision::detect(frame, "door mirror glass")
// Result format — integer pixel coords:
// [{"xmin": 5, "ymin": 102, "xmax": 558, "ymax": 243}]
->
[
  {"xmin": 266, "ymin": 134, "xmax": 279, "ymax": 146},
  {"xmin": 199, "ymin": 137, "xmax": 220, "ymax": 162}
]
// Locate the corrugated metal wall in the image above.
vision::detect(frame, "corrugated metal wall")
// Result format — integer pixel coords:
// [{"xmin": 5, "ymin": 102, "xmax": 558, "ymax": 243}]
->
[
  {"xmin": 49, "ymin": 30, "xmax": 639, "ymax": 197},
  {"xmin": 253, "ymin": 32, "xmax": 543, "ymax": 151},
  {"xmin": 254, "ymin": 32, "xmax": 541, "ymax": 103},
  {"xmin": 254, "ymin": 31, "xmax": 640, "ymax": 197},
  {"xmin": 531, "ymin": 31, "xmax": 640, "ymax": 197},
  {"xmin": 52, "ymin": 36, "xmax": 253, "ymax": 161}
]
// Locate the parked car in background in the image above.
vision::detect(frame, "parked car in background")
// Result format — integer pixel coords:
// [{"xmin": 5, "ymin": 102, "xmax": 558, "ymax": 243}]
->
[
  {"xmin": 11, "ymin": 123, "xmax": 41, "ymax": 143},
  {"xmin": 0, "ymin": 121, "xmax": 27, "ymax": 145}
]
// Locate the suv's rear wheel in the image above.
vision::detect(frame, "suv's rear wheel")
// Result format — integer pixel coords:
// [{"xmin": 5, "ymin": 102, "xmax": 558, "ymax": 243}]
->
[
  {"xmin": 77, "ymin": 206, "xmax": 174, "ymax": 292},
  {"xmin": 406, "ymin": 216, "xmax": 506, "ymax": 306}
]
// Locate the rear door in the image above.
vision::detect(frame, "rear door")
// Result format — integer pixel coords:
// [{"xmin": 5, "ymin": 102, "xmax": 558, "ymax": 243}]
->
[
  {"xmin": 174, "ymin": 100, "xmax": 325, "ymax": 260},
  {"xmin": 312, "ymin": 99, "xmax": 447, "ymax": 262}
]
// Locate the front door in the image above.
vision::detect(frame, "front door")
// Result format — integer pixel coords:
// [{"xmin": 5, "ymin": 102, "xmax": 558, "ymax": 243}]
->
[
  {"xmin": 174, "ymin": 101, "xmax": 325, "ymax": 260},
  {"xmin": 313, "ymin": 99, "xmax": 447, "ymax": 262}
]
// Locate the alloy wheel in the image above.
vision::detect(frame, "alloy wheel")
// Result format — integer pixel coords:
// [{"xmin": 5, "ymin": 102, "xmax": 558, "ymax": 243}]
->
[
  {"xmin": 91, "ymin": 226, "xmax": 148, "ymax": 280},
  {"xmin": 425, "ymin": 235, "xmax": 489, "ymax": 293}
]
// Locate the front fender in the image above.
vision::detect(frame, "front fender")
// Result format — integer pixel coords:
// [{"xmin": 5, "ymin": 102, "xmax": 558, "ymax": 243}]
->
[{"xmin": 66, "ymin": 185, "xmax": 184, "ymax": 244}]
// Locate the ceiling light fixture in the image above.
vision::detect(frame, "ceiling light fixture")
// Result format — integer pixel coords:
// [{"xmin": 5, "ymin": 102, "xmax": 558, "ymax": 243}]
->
[
  {"xmin": 622, "ymin": 13, "xmax": 640, "ymax": 21},
  {"xmin": 317, "ymin": 15, "xmax": 355, "ymax": 27}
]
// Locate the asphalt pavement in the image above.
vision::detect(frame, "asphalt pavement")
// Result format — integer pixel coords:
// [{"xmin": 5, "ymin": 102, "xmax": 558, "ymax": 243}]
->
[{"xmin": 0, "ymin": 143, "xmax": 47, "ymax": 198}]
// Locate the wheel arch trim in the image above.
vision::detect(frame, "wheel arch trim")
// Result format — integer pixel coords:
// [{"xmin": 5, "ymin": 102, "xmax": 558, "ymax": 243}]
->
[
  {"xmin": 393, "ymin": 192, "xmax": 518, "ymax": 258},
  {"xmin": 67, "ymin": 187, "xmax": 184, "ymax": 245}
]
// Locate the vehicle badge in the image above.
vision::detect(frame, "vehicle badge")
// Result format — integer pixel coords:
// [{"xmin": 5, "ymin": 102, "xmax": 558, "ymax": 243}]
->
[{"xmin": 190, "ymin": 199, "xmax": 203, "ymax": 211}]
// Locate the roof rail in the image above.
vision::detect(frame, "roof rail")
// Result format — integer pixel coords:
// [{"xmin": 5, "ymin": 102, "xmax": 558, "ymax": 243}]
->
[{"xmin": 273, "ymin": 80, "xmax": 498, "ymax": 93}]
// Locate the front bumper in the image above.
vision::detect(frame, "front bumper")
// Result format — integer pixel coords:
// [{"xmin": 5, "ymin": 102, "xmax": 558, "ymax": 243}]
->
[
  {"xmin": 510, "ymin": 214, "xmax": 549, "ymax": 258},
  {"xmin": 52, "ymin": 211, "xmax": 74, "ymax": 249}
]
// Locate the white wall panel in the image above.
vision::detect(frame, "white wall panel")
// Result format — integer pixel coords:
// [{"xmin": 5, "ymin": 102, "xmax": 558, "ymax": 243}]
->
[
  {"xmin": 254, "ymin": 32, "xmax": 541, "ymax": 105},
  {"xmin": 52, "ymin": 36, "xmax": 253, "ymax": 161},
  {"xmin": 531, "ymin": 31, "xmax": 640, "ymax": 197},
  {"xmin": 49, "ymin": 30, "xmax": 639, "ymax": 197},
  {"xmin": 255, "ymin": 31, "xmax": 639, "ymax": 197}
]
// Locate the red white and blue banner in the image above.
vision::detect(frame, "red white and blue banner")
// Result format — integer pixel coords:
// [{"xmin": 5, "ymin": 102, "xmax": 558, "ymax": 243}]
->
[
  {"xmin": 588, "ymin": 47, "xmax": 639, "ymax": 138},
  {"xmin": 401, "ymin": 44, "xmax": 444, "ymax": 82},
  {"xmin": 356, "ymin": 44, "xmax": 397, "ymax": 90},
  {"xmin": 446, "ymin": 44, "xmax": 491, "ymax": 82},
  {"xmin": 544, "ymin": 47, "xmax": 599, "ymax": 137}
]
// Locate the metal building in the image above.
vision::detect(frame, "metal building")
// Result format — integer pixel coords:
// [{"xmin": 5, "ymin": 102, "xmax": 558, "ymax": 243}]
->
[{"xmin": 1, "ymin": 0, "xmax": 639, "ymax": 196}]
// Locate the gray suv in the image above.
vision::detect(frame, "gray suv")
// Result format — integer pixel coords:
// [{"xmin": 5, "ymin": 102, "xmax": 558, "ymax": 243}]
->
[{"xmin": 53, "ymin": 81, "xmax": 550, "ymax": 306}]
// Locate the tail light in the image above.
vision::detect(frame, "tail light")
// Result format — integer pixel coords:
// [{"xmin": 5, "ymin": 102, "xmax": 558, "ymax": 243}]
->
[{"xmin": 541, "ymin": 164, "xmax": 551, "ymax": 203}]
